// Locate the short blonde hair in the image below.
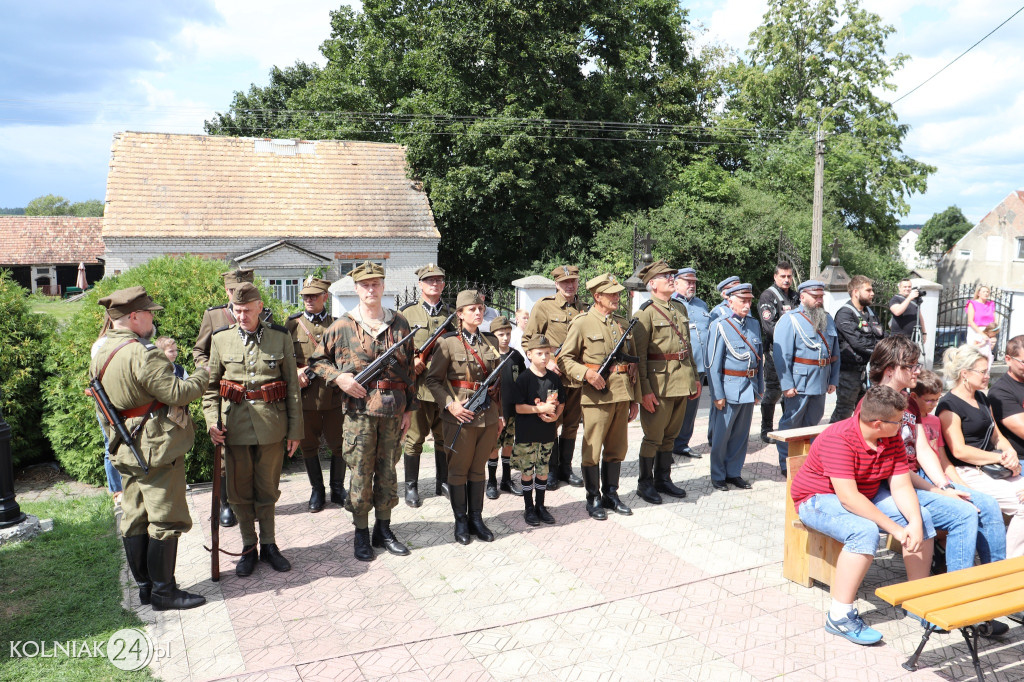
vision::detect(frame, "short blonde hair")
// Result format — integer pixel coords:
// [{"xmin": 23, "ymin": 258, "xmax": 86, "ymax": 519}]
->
[
  {"xmin": 941, "ymin": 344, "xmax": 986, "ymax": 383},
  {"xmin": 153, "ymin": 336, "xmax": 178, "ymax": 351}
]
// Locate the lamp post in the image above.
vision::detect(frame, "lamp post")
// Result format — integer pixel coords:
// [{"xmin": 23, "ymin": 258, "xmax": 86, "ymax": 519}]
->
[
  {"xmin": 810, "ymin": 98, "xmax": 852, "ymax": 280},
  {"xmin": 0, "ymin": 390, "xmax": 27, "ymax": 528}
]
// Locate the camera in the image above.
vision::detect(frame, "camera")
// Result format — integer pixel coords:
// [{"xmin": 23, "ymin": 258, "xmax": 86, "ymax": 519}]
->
[{"xmin": 911, "ymin": 286, "xmax": 925, "ymax": 298}]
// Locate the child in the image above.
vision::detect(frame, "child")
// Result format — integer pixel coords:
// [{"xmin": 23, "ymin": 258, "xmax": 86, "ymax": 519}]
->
[
  {"xmin": 509, "ymin": 334, "xmax": 565, "ymax": 525},
  {"xmin": 154, "ymin": 337, "xmax": 188, "ymax": 379},
  {"xmin": 487, "ymin": 317, "xmax": 525, "ymax": 498}
]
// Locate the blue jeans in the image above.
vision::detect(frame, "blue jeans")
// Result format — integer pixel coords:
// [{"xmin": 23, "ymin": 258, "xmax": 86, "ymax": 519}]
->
[
  {"xmin": 919, "ymin": 471, "xmax": 1006, "ymax": 565},
  {"xmin": 97, "ymin": 413, "xmax": 123, "ymax": 494},
  {"xmin": 798, "ymin": 486, "xmax": 936, "ymax": 555}
]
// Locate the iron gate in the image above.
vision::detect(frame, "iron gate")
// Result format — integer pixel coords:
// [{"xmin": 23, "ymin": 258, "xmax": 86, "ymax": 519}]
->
[
  {"xmin": 935, "ymin": 285, "xmax": 1012, "ymax": 363},
  {"xmin": 398, "ymin": 279, "xmax": 516, "ymax": 318}
]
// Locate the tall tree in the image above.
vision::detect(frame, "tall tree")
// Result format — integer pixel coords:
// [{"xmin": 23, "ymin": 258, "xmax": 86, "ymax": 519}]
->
[
  {"xmin": 206, "ymin": 61, "xmax": 321, "ymax": 137},
  {"xmin": 23, "ymin": 194, "xmax": 103, "ymax": 216},
  {"xmin": 916, "ymin": 205, "xmax": 973, "ymax": 257}
]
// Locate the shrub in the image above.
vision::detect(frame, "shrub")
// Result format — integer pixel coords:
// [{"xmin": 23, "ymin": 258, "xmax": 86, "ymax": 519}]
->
[
  {"xmin": 42, "ymin": 256, "xmax": 284, "ymax": 485},
  {"xmin": 0, "ymin": 271, "xmax": 56, "ymax": 469}
]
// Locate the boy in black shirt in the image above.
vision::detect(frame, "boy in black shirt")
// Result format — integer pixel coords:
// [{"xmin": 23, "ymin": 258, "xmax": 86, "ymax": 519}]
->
[
  {"xmin": 488, "ymin": 316, "xmax": 526, "ymax": 498},
  {"xmin": 511, "ymin": 335, "xmax": 565, "ymax": 525}
]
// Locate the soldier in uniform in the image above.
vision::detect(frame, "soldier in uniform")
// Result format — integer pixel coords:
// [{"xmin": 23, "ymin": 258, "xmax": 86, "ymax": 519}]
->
[
  {"xmin": 708, "ymin": 276, "xmax": 740, "ymax": 324},
  {"xmin": 634, "ymin": 260, "xmax": 699, "ymax": 504},
  {"xmin": 399, "ymin": 263, "xmax": 454, "ymax": 507},
  {"xmin": 773, "ymin": 280, "xmax": 840, "ymax": 474},
  {"xmin": 522, "ymin": 265, "xmax": 586, "ymax": 490},
  {"xmin": 757, "ymin": 261, "xmax": 799, "ymax": 442},
  {"xmin": 425, "ymin": 290, "xmax": 504, "ymax": 544},
  {"xmin": 706, "ymin": 283, "xmax": 764, "ymax": 491},
  {"xmin": 705, "ymin": 275, "xmax": 741, "ymax": 446},
  {"xmin": 204, "ymin": 283, "xmax": 302, "ymax": 577},
  {"xmin": 560, "ymin": 274, "xmax": 640, "ymax": 520},
  {"xmin": 311, "ymin": 262, "xmax": 417, "ymax": 561},
  {"xmin": 92, "ymin": 287, "xmax": 210, "ymax": 610},
  {"xmin": 671, "ymin": 267, "xmax": 710, "ymax": 459},
  {"xmin": 487, "ymin": 315, "xmax": 525, "ymax": 498},
  {"xmin": 286, "ymin": 277, "xmax": 346, "ymax": 512}
]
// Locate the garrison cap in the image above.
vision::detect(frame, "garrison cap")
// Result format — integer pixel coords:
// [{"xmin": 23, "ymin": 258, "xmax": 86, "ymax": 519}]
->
[
  {"xmin": 638, "ymin": 259, "xmax": 675, "ymax": 285},
  {"xmin": 526, "ymin": 334, "xmax": 556, "ymax": 351},
  {"xmin": 716, "ymin": 276, "xmax": 740, "ymax": 293},
  {"xmin": 221, "ymin": 269, "xmax": 255, "ymax": 288},
  {"xmin": 586, "ymin": 273, "xmax": 625, "ymax": 295},
  {"xmin": 349, "ymin": 261, "xmax": 385, "ymax": 282},
  {"xmin": 676, "ymin": 267, "xmax": 697, "ymax": 279},
  {"xmin": 455, "ymin": 289, "xmax": 485, "ymax": 309},
  {"xmin": 550, "ymin": 264, "xmax": 580, "ymax": 282},
  {"xmin": 490, "ymin": 315, "xmax": 512, "ymax": 332},
  {"xmin": 415, "ymin": 263, "xmax": 446, "ymax": 280},
  {"xmin": 724, "ymin": 282, "xmax": 754, "ymax": 298},
  {"xmin": 798, "ymin": 280, "xmax": 825, "ymax": 294},
  {"xmin": 300, "ymin": 277, "xmax": 331, "ymax": 296},
  {"xmin": 99, "ymin": 286, "xmax": 163, "ymax": 320},
  {"xmin": 230, "ymin": 282, "xmax": 263, "ymax": 305}
]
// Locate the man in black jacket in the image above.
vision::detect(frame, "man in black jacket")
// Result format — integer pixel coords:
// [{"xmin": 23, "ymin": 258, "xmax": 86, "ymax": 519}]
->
[
  {"xmin": 830, "ymin": 275, "xmax": 883, "ymax": 422},
  {"xmin": 757, "ymin": 262, "xmax": 799, "ymax": 441}
]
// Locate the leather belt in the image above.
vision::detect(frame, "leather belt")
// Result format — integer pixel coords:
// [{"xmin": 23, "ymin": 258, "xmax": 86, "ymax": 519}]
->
[
  {"xmin": 220, "ymin": 379, "xmax": 288, "ymax": 403},
  {"xmin": 372, "ymin": 380, "xmax": 407, "ymax": 391},
  {"xmin": 723, "ymin": 368, "xmax": 758, "ymax": 378},
  {"xmin": 585, "ymin": 363, "xmax": 630, "ymax": 374},
  {"xmin": 452, "ymin": 380, "xmax": 481, "ymax": 390},
  {"xmin": 793, "ymin": 357, "xmax": 835, "ymax": 367},
  {"xmin": 120, "ymin": 402, "xmax": 166, "ymax": 419},
  {"xmin": 648, "ymin": 352, "xmax": 688, "ymax": 361}
]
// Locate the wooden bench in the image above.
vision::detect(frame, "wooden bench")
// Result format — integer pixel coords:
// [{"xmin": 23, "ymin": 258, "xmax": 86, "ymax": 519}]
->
[{"xmin": 876, "ymin": 556, "xmax": 1024, "ymax": 679}]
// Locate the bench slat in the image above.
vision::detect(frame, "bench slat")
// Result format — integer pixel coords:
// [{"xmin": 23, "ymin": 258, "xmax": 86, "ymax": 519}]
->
[
  {"xmin": 769, "ymin": 423, "xmax": 830, "ymax": 443},
  {"xmin": 901, "ymin": 574, "xmax": 1024, "ymax": 619},
  {"xmin": 875, "ymin": 556, "xmax": 1024, "ymax": 606},
  {"xmin": 925, "ymin": 587, "xmax": 1024, "ymax": 631}
]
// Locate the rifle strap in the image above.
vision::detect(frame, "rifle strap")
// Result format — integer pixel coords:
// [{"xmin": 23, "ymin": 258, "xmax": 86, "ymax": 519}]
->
[
  {"xmin": 650, "ymin": 301, "xmax": 689, "ymax": 348},
  {"xmin": 294, "ymin": 317, "xmax": 324, "ymax": 356},
  {"xmin": 95, "ymin": 339, "xmax": 140, "ymax": 382},
  {"xmin": 462, "ymin": 335, "xmax": 490, "ymax": 375}
]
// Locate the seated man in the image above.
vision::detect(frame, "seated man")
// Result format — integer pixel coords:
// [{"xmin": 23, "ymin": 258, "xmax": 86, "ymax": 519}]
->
[{"xmin": 790, "ymin": 385, "xmax": 936, "ymax": 645}]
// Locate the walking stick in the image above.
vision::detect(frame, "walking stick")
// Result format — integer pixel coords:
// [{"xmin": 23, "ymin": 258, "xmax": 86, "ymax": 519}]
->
[{"xmin": 211, "ymin": 411, "xmax": 223, "ymax": 582}]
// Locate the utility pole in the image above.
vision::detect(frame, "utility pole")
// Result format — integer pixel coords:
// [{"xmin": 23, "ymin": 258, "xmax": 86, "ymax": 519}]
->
[{"xmin": 810, "ymin": 126, "xmax": 825, "ymax": 280}]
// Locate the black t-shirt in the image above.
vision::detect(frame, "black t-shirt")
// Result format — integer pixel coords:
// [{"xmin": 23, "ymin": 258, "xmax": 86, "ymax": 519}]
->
[
  {"xmin": 990, "ymin": 373, "xmax": 1024, "ymax": 457},
  {"xmin": 509, "ymin": 368, "xmax": 565, "ymax": 444},
  {"xmin": 888, "ymin": 295, "xmax": 919, "ymax": 337},
  {"xmin": 499, "ymin": 348, "xmax": 527, "ymax": 421},
  {"xmin": 935, "ymin": 390, "xmax": 996, "ymax": 467}
]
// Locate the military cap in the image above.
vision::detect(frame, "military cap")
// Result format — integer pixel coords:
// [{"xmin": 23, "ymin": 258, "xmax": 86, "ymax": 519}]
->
[
  {"xmin": 797, "ymin": 280, "xmax": 825, "ymax": 294},
  {"xmin": 638, "ymin": 259, "xmax": 676, "ymax": 285},
  {"xmin": 724, "ymin": 282, "xmax": 754, "ymax": 298},
  {"xmin": 349, "ymin": 261, "xmax": 385, "ymax": 282},
  {"xmin": 490, "ymin": 315, "xmax": 512, "ymax": 332},
  {"xmin": 99, "ymin": 286, "xmax": 163, "ymax": 320},
  {"xmin": 550, "ymin": 264, "xmax": 580, "ymax": 282},
  {"xmin": 300, "ymin": 277, "xmax": 331, "ymax": 296},
  {"xmin": 716, "ymin": 276, "xmax": 740, "ymax": 293},
  {"xmin": 526, "ymin": 334, "xmax": 555, "ymax": 351},
  {"xmin": 221, "ymin": 269, "xmax": 255, "ymax": 288},
  {"xmin": 230, "ymin": 282, "xmax": 263, "ymax": 305},
  {"xmin": 676, "ymin": 267, "xmax": 697, "ymax": 279},
  {"xmin": 415, "ymin": 263, "xmax": 446, "ymax": 280},
  {"xmin": 455, "ymin": 289, "xmax": 485, "ymax": 309},
  {"xmin": 586, "ymin": 273, "xmax": 625, "ymax": 295}
]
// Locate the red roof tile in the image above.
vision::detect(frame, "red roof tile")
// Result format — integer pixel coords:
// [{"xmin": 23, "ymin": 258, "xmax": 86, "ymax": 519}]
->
[{"xmin": 0, "ymin": 216, "xmax": 104, "ymax": 265}]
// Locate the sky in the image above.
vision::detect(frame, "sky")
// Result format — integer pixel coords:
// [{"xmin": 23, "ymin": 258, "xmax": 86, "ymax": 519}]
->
[{"xmin": 1, "ymin": 0, "xmax": 1022, "ymax": 227}]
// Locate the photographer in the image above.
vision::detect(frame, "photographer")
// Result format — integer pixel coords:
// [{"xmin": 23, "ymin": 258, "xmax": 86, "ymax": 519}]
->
[{"xmin": 889, "ymin": 279, "xmax": 927, "ymax": 343}]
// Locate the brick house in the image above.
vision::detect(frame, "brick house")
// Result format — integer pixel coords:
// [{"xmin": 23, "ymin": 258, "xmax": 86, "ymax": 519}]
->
[
  {"xmin": 937, "ymin": 190, "xmax": 1024, "ymax": 290},
  {"xmin": 0, "ymin": 216, "xmax": 105, "ymax": 294},
  {"xmin": 102, "ymin": 132, "xmax": 440, "ymax": 304}
]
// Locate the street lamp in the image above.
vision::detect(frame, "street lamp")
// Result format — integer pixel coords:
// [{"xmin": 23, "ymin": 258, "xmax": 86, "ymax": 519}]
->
[{"xmin": 810, "ymin": 98, "xmax": 852, "ymax": 279}]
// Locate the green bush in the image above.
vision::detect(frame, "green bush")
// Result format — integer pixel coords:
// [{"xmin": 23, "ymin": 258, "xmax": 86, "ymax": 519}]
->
[
  {"xmin": 41, "ymin": 256, "xmax": 283, "ymax": 485},
  {"xmin": 0, "ymin": 271, "xmax": 56, "ymax": 469}
]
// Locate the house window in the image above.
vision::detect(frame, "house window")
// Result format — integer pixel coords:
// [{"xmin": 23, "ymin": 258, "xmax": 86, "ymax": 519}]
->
[
  {"xmin": 268, "ymin": 278, "xmax": 300, "ymax": 305},
  {"xmin": 338, "ymin": 260, "xmax": 385, "ymax": 276},
  {"xmin": 1017, "ymin": 238, "xmax": 1024, "ymax": 260},
  {"xmin": 957, "ymin": 250, "xmax": 972, "ymax": 260}
]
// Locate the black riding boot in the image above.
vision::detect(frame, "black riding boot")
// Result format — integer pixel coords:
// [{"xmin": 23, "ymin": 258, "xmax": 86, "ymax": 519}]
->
[
  {"xmin": 558, "ymin": 438, "xmax": 583, "ymax": 487},
  {"xmin": 486, "ymin": 458, "xmax": 500, "ymax": 499},
  {"xmin": 600, "ymin": 461, "xmax": 632, "ymax": 515},
  {"xmin": 404, "ymin": 454, "xmax": 421, "ymax": 508},
  {"xmin": 434, "ymin": 449, "xmax": 450, "ymax": 499},
  {"xmin": 148, "ymin": 537, "xmax": 206, "ymax": 611},
  {"xmin": 329, "ymin": 455, "xmax": 347, "ymax": 506},
  {"xmin": 219, "ymin": 473, "xmax": 237, "ymax": 527},
  {"xmin": 500, "ymin": 456, "xmax": 523, "ymax": 495},
  {"xmin": 637, "ymin": 456, "xmax": 662, "ymax": 504},
  {"xmin": 654, "ymin": 451, "xmax": 687, "ymax": 498},
  {"xmin": 122, "ymin": 534, "xmax": 152, "ymax": 605},
  {"xmin": 582, "ymin": 465, "xmax": 607, "ymax": 520},
  {"xmin": 467, "ymin": 480, "xmax": 495, "ymax": 542},
  {"xmin": 304, "ymin": 456, "xmax": 326, "ymax": 512},
  {"xmin": 449, "ymin": 484, "xmax": 471, "ymax": 545},
  {"xmin": 760, "ymin": 403, "xmax": 775, "ymax": 442}
]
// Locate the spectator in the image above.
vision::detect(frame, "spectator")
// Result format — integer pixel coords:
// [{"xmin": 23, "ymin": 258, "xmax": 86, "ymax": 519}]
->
[
  {"xmin": 830, "ymin": 275, "xmax": 883, "ymax": 422},
  {"xmin": 888, "ymin": 279, "xmax": 927, "ymax": 345},
  {"xmin": 990, "ymin": 335, "xmax": 1024, "ymax": 459},
  {"xmin": 154, "ymin": 337, "xmax": 188, "ymax": 379},
  {"xmin": 966, "ymin": 286, "xmax": 997, "ymax": 369}
]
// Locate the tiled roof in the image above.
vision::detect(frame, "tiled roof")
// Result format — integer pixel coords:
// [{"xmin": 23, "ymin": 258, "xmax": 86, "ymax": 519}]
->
[
  {"xmin": 0, "ymin": 216, "xmax": 104, "ymax": 265},
  {"xmin": 103, "ymin": 132, "xmax": 439, "ymax": 239}
]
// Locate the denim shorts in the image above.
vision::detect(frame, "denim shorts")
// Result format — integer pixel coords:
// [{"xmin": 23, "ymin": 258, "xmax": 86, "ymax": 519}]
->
[{"xmin": 797, "ymin": 485, "xmax": 936, "ymax": 555}]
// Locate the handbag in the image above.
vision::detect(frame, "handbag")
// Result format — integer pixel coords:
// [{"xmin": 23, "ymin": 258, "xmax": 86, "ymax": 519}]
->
[{"xmin": 976, "ymin": 420, "xmax": 1014, "ymax": 479}]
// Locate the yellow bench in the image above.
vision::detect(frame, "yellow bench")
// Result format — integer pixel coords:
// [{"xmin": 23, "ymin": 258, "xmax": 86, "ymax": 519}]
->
[{"xmin": 876, "ymin": 556, "xmax": 1024, "ymax": 678}]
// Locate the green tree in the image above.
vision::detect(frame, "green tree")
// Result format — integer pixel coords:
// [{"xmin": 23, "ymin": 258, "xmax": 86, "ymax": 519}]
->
[
  {"xmin": 24, "ymin": 194, "xmax": 103, "ymax": 216},
  {"xmin": 70, "ymin": 199, "xmax": 104, "ymax": 217},
  {"xmin": 206, "ymin": 61, "xmax": 321, "ymax": 137},
  {"xmin": 916, "ymin": 205, "xmax": 973, "ymax": 257}
]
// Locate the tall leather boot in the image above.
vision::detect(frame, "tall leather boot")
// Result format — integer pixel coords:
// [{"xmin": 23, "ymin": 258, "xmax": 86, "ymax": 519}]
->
[
  {"xmin": 654, "ymin": 451, "xmax": 687, "ymax": 498},
  {"xmin": 760, "ymin": 403, "xmax": 775, "ymax": 442},
  {"xmin": 637, "ymin": 456, "xmax": 662, "ymax": 504},
  {"xmin": 449, "ymin": 483, "xmax": 471, "ymax": 545},
  {"xmin": 304, "ymin": 456, "xmax": 326, "ymax": 512},
  {"xmin": 404, "ymin": 454, "xmax": 421, "ymax": 508},
  {"xmin": 122, "ymin": 535, "xmax": 152, "ymax": 605},
  {"xmin": 546, "ymin": 442, "xmax": 560, "ymax": 491},
  {"xmin": 219, "ymin": 473, "xmax": 237, "ymax": 527},
  {"xmin": 329, "ymin": 456, "xmax": 347, "ymax": 507},
  {"xmin": 600, "ymin": 461, "xmax": 632, "ymax": 515},
  {"xmin": 467, "ymin": 480, "xmax": 495, "ymax": 542},
  {"xmin": 582, "ymin": 465, "xmax": 607, "ymax": 520},
  {"xmin": 486, "ymin": 459, "xmax": 500, "ymax": 499},
  {"xmin": 148, "ymin": 537, "xmax": 206, "ymax": 611},
  {"xmin": 434, "ymin": 449, "xmax": 450, "ymax": 499},
  {"xmin": 500, "ymin": 457, "xmax": 523, "ymax": 496},
  {"xmin": 558, "ymin": 438, "xmax": 583, "ymax": 487}
]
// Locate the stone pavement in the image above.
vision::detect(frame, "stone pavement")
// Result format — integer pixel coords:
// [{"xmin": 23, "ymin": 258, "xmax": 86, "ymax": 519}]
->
[{"xmin": 131, "ymin": 393, "xmax": 1024, "ymax": 681}]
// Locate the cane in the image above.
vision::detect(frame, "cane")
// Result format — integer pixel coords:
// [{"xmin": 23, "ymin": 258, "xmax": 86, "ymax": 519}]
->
[{"xmin": 211, "ymin": 409, "xmax": 223, "ymax": 582}]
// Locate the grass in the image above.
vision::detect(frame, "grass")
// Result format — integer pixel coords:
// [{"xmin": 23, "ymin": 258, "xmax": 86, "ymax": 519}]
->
[
  {"xmin": 27, "ymin": 294, "xmax": 84, "ymax": 327},
  {"xmin": 0, "ymin": 495, "xmax": 154, "ymax": 681}
]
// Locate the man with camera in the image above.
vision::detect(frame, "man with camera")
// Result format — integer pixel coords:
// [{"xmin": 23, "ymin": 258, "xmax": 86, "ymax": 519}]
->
[{"xmin": 888, "ymin": 279, "xmax": 927, "ymax": 344}]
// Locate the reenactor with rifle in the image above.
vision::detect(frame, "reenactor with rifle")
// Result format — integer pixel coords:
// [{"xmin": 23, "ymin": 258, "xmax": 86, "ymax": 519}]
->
[
  {"xmin": 286, "ymin": 277, "xmax": 346, "ymax": 512},
  {"xmin": 559, "ymin": 274, "xmax": 640, "ymax": 520},
  {"xmin": 91, "ymin": 287, "xmax": 210, "ymax": 610},
  {"xmin": 311, "ymin": 262, "xmax": 418, "ymax": 561}
]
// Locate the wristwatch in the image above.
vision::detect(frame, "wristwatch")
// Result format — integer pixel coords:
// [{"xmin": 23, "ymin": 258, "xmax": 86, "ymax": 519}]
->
[{"xmin": 940, "ymin": 483, "xmax": 954, "ymax": 491}]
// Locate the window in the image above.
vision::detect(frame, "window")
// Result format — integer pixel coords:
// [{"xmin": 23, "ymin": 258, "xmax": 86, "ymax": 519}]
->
[
  {"xmin": 268, "ymin": 278, "xmax": 300, "ymax": 305},
  {"xmin": 338, "ymin": 260, "xmax": 384, "ymax": 276},
  {"xmin": 1016, "ymin": 238, "xmax": 1024, "ymax": 260}
]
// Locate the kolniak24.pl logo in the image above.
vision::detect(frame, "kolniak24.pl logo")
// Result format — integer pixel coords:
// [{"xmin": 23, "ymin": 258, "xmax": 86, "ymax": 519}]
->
[{"xmin": 9, "ymin": 628, "xmax": 171, "ymax": 671}]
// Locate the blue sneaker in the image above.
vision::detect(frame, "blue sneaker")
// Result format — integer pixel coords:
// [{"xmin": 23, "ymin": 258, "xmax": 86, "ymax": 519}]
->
[
  {"xmin": 825, "ymin": 609, "xmax": 883, "ymax": 645},
  {"xmin": 905, "ymin": 612, "xmax": 948, "ymax": 634}
]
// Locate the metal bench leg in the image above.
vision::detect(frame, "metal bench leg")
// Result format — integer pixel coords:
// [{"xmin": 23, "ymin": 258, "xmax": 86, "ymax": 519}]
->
[
  {"xmin": 903, "ymin": 627, "xmax": 936, "ymax": 672},
  {"xmin": 959, "ymin": 626, "xmax": 985, "ymax": 681}
]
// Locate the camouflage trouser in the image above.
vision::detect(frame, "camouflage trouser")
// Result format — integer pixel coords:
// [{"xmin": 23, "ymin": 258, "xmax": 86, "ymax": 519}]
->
[
  {"xmin": 511, "ymin": 441, "xmax": 552, "ymax": 478},
  {"xmin": 497, "ymin": 415, "xmax": 516, "ymax": 449},
  {"xmin": 343, "ymin": 414, "xmax": 402, "ymax": 522}
]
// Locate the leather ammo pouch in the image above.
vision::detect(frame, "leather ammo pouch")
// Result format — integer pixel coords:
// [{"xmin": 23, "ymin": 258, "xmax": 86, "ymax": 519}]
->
[
  {"xmin": 220, "ymin": 379, "xmax": 288, "ymax": 403},
  {"xmin": 219, "ymin": 380, "xmax": 247, "ymax": 403},
  {"xmin": 261, "ymin": 380, "xmax": 287, "ymax": 403}
]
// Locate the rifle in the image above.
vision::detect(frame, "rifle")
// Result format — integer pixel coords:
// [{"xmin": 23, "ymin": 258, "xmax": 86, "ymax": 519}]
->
[
  {"xmin": 595, "ymin": 317, "xmax": 640, "ymax": 394},
  {"xmin": 86, "ymin": 377, "xmax": 150, "ymax": 474},
  {"xmin": 446, "ymin": 351, "xmax": 515, "ymax": 453},
  {"xmin": 415, "ymin": 313, "xmax": 456, "ymax": 359},
  {"xmin": 210, "ymin": 410, "xmax": 223, "ymax": 582},
  {"xmin": 353, "ymin": 325, "xmax": 424, "ymax": 388}
]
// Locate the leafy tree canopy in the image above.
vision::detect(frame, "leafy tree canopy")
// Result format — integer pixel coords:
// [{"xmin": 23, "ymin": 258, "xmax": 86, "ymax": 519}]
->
[
  {"xmin": 24, "ymin": 194, "xmax": 104, "ymax": 217},
  {"xmin": 916, "ymin": 205, "xmax": 973, "ymax": 256}
]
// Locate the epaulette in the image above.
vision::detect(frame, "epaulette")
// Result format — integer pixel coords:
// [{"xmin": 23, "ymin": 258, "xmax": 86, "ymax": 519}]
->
[
  {"xmin": 288, "ymin": 311, "xmax": 303, "ymax": 320},
  {"xmin": 269, "ymin": 323, "xmax": 289, "ymax": 333},
  {"xmin": 639, "ymin": 300, "xmax": 653, "ymax": 310},
  {"xmin": 140, "ymin": 340, "xmax": 157, "ymax": 351},
  {"xmin": 399, "ymin": 301, "xmax": 416, "ymax": 312},
  {"xmin": 206, "ymin": 303, "xmax": 228, "ymax": 311},
  {"xmin": 441, "ymin": 331, "xmax": 458, "ymax": 339},
  {"xmin": 212, "ymin": 324, "xmax": 233, "ymax": 335}
]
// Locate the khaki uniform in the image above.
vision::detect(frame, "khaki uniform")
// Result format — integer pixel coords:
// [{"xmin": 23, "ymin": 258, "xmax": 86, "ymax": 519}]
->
[
  {"xmin": 202, "ymin": 321, "xmax": 302, "ymax": 546},
  {"xmin": 287, "ymin": 311, "xmax": 345, "ymax": 457},
  {"xmin": 194, "ymin": 304, "xmax": 273, "ymax": 368},
  {"xmin": 91, "ymin": 329, "xmax": 210, "ymax": 540},
  {"xmin": 634, "ymin": 297, "xmax": 700, "ymax": 458},
  {"xmin": 400, "ymin": 299, "xmax": 453, "ymax": 459},
  {"xmin": 559, "ymin": 308, "xmax": 638, "ymax": 466}
]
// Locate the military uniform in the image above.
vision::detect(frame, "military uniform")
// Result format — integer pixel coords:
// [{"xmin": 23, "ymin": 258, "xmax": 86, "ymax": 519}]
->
[
  {"xmin": 560, "ymin": 274, "xmax": 639, "ymax": 520},
  {"xmin": 522, "ymin": 265, "xmax": 586, "ymax": 489},
  {"xmin": 757, "ymin": 281, "xmax": 800, "ymax": 439},
  {"xmin": 634, "ymin": 260, "xmax": 699, "ymax": 504},
  {"xmin": 705, "ymin": 276, "xmax": 740, "ymax": 445},
  {"xmin": 772, "ymin": 281, "xmax": 840, "ymax": 471},
  {"xmin": 286, "ymin": 277, "xmax": 345, "ymax": 512},
  {"xmin": 91, "ymin": 287, "xmax": 209, "ymax": 611},
  {"xmin": 203, "ymin": 283, "xmax": 302, "ymax": 575},
  {"xmin": 670, "ymin": 267, "xmax": 711, "ymax": 457},
  {"xmin": 706, "ymin": 283, "xmax": 764, "ymax": 489},
  {"xmin": 487, "ymin": 315, "xmax": 524, "ymax": 498}
]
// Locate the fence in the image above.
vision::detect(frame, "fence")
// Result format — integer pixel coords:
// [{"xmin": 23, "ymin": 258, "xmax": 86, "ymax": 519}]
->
[
  {"xmin": 398, "ymin": 279, "xmax": 517, "ymax": 318},
  {"xmin": 934, "ymin": 285, "xmax": 1012, "ymax": 363},
  {"xmin": 866, "ymin": 279, "xmax": 899, "ymax": 335}
]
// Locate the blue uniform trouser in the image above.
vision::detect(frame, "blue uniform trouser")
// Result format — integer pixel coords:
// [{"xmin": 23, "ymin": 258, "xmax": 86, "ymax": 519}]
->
[
  {"xmin": 776, "ymin": 393, "xmax": 826, "ymax": 467},
  {"xmin": 674, "ymin": 373, "xmax": 704, "ymax": 451},
  {"xmin": 710, "ymin": 402, "xmax": 754, "ymax": 482},
  {"xmin": 706, "ymin": 381, "xmax": 724, "ymax": 445}
]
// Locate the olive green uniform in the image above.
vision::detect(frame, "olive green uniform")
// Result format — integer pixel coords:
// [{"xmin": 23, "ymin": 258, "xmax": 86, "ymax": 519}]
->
[
  {"xmin": 287, "ymin": 312, "xmax": 345, "ymax": 457},
  {"xmin": 194, "ymin": 304, "xmax": 273, "ymax": 368},
  {"xmin": 203, "ymin": 321, "xmax": 302, "ymax": 546}
]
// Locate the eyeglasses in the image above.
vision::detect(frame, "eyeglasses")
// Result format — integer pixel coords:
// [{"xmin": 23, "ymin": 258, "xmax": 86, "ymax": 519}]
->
[
  {"xmin": 1008, "ymin": 356, "xmax": 1024, "ymax": 367},
  {"xmin": 876, "ymin": 419, "xmax": 902, "ymax": 426},
  {"xmin": 899, "ymin": 363, "xmax": 923, "ymax": 372},
  {"xmin": 966, "ymin": 368, "xmax": 991, "ymax": 376}
]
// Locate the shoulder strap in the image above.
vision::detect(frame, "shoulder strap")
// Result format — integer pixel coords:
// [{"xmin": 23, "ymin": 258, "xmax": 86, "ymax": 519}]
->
[
  {"xmin": 649, "ymin": 301, "xmax": 688, "ymax": 346},
  {"xmin": 723, "ymin": 318, "xmax": 761, "ymax": 364},
  {"xmin": 461, "ymin": 335, "xmax": 490, "ymax": 374},
  {"xmin": 798, "ymin": 312, "xmax": 832, "ymax": 355},
  {"xmin": 95, "ymin": 339, "xmax": 140, "ymax": 382},
  {"xmin": 769, "ymin": 286, "xmax": 786, "ymax": 303},
  {"xmin": 294, "ymin": 317, "xmax": 323, "ymax": 356}
]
